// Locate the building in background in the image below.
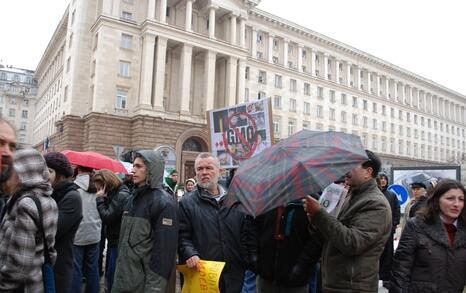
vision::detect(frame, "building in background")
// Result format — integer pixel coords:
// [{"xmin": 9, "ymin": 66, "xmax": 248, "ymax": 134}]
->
[
  {"xmin": 33, "ymin": 0, "xmax": 466, "ymax": 181},
  {"xmin": 0, "ymin": 64, "xmax": 37, "ymax": 147}
]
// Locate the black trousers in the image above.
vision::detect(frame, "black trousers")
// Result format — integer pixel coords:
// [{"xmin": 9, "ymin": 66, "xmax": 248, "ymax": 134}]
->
[{"xmin": 379, "ymin": 231, "xmax": 395, "ymax": 281}]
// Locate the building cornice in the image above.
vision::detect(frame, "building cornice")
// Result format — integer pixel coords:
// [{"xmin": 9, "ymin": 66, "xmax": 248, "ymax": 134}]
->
[{"xmin": 250, "ymin": 8, "xmax": 466, "ymax": 101}]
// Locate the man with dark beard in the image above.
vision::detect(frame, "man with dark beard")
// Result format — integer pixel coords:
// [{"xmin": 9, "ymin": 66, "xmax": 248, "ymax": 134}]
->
[{"xmin": 0, "ymin": 118, "xmax": 17, "ymax": 217}]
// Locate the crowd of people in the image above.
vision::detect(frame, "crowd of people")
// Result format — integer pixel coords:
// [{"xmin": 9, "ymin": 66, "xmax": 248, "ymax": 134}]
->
[{"xmin": 1, "ymin": 117, "xmax": 466, "ymax": 293}]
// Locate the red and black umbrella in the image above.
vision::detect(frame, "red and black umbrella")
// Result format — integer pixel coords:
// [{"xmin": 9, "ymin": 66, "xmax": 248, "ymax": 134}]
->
[{"xmin": 225, "ymin": 130, "xmax": 368, "ymax": 217}]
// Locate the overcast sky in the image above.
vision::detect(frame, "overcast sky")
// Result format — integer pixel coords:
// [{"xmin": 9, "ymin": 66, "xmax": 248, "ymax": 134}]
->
[{"xmin": 1, "ymin": 0, "xmax": 465, "ymax": 95}]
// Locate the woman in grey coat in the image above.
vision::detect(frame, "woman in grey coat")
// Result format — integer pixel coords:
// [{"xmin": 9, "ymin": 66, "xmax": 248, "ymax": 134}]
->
[{"xmin": 389, "ymin": 179, "xmax": 466, "ymax": 293}]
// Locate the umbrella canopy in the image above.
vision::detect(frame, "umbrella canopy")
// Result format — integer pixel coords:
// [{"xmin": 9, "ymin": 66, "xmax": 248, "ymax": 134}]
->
[
  {"xmin": 62, "ymin": 150, "xmax": 128, "ymax": 174},
  {"xmin": 225, "ymin": 130, "xmax": 368, "ymax": 217}
]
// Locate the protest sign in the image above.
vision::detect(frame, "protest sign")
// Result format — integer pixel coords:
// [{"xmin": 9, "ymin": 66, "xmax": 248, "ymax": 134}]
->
[
  {"xmin": 207, "ymin": 98, "xmax": 273, "ymax": 169},
  {"xmin": 319, "ymin": 183, "xmax": 347, "ymax": 217},
  {"xmin": 177, "ymin": 260, "xmax": 226, "ymax": 293}
]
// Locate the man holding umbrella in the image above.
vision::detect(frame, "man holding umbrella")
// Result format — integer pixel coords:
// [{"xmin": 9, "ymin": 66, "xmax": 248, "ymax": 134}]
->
[{"xmin": 303, "ymin": 150, "xmax": 392, "ymax": 292}]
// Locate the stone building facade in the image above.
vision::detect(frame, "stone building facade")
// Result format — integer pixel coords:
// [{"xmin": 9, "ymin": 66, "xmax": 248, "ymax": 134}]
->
[
  {"xmin": 34, "ymin": 0, "xmax": 466, "ymax": 180},
  {"xmin": 0, "ymin": 65, "xmax": 37, "ymax": 147}
]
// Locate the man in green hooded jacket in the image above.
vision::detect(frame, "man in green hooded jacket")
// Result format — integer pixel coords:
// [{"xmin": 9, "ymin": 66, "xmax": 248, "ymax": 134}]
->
[
  {"xmin": 112, "ymin": 150, "xmax": 178, "ymax": 293},
  {"xmin": 163, "ymin": 169, "xmax": 179, "ymax": 198}
]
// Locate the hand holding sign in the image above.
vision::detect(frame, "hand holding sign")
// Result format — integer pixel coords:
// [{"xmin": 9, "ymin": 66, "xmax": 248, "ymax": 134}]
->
[
  {"xmin": 319, "ymin": 183, "xmax": 347, "ymax": 217},
  {"xmin": 177, "ymin": 260, "xmax": 226, "ymax": 293}
]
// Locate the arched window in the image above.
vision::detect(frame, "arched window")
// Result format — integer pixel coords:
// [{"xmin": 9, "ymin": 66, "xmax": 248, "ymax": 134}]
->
[{"xmin": 182, "ymin": 137, "xmax": 206, "ymax": 152}]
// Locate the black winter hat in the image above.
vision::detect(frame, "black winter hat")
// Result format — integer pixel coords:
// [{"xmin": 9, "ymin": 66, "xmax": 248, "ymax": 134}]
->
[{"xmin": 44, "ymin": 152, "xmax": 73, "ymax": 178}]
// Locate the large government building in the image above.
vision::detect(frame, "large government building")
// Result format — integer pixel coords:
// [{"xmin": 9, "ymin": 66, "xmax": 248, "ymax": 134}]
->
[{"xmin": 33, "ymin": 0, "xmax": 466, "ymax": 180}]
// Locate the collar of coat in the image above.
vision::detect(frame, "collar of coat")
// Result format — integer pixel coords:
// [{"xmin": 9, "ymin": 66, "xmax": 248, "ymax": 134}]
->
[
  {"xmin": 414, "ymin": 216, "xmax": 466, "ymax": 249},
  {"xmin": 349, "ymin": 179, "xmax": 378, "ymax": 198},
  {"xmin": 196, "ymin": 185, "xmax": 226, "ymax": 205}
]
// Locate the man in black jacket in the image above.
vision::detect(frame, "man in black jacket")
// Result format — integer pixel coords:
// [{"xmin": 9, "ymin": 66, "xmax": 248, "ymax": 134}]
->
[
  {"xmin": 377, "ymin": 173, "xmax": 401, "ymax": 288},
  {"xmin": 178, "ymin": 152, "xmax": 249, "ymax": 293},
  {"xmin": 253, "ymin": 200, "xmax": 316, "ymax": 293}
]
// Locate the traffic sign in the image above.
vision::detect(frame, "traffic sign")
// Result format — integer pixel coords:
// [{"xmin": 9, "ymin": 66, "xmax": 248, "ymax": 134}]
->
[{"xmin": 388, "ymin": 184, "xmax": 409, "ymax": 205}]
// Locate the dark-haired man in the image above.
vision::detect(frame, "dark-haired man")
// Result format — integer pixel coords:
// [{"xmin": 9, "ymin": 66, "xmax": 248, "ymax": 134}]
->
[{"xmin": 303, "ymin": 150, "xmax": 392, "ymax": 292}]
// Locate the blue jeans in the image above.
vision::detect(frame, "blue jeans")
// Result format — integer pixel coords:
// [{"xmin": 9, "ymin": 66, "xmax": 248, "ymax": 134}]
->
[
  {"xmin": 241, "ymin": 270, "xmax": 257, "ymax": 293},
  {"xmin": 71, "ymin": 243, "xmax": 100, "ymax": 293},
  {"xmin": 106, "ymin": 245, "xmax": 118, "ymax": 293}
]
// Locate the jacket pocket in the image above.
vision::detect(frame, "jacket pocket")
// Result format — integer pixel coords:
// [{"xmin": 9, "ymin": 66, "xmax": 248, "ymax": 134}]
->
[{"xmin": 128, "ymin": 219, "xmax": 151, "ymax": 249}]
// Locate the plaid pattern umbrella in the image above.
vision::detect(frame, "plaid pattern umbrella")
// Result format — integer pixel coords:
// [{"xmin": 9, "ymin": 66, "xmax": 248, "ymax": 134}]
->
[{"xmin": 225, "ymin": 130, "xmax": 368, "ymax": 217}]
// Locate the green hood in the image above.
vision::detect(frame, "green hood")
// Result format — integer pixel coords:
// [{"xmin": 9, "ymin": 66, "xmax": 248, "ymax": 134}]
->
[{"xmin": 135, "ymin": 150, "xmax": 165, "ymax": 189}]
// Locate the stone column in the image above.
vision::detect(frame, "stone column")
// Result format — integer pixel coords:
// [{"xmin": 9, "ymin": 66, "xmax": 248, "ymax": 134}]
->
[
  {"xmin": 375, "ymin": 73, "xmax": 380, "ymax": 96},
  {"xmin": 251, "ymin": 29, "xmax": 257, "ymax": 58},
  {"xmin": 208, "ymin": 6, "xmax": 216, "ymax": 38},
  {"xmin": 416, "ymin": 89, "xmax": 420, "ymax": 108},
  {"xmin": 311, "ymin": 49, "xmax": 317, "ymax": 77},
  {"xmin": 179, "ymin": 44, "xmax": 193, "ymax": 114},
  {"xmin": 159, "ymin": 0, "xmax": 167, "ymax": 23},
  {"xmin": 230, "ymin": 14, "xmax": 237, "ymax": 45},
  {"xmin": 393, "ymin": 81, "xmax": 398, "ymax": 101},
  {"xmin": 226, "ymin": 56, "xmax": 238, "ymax": 106},
  {"xmin": 237, "ymin": 59, "xmax": 246, "ymax": 104},
  {"xmin": 138, "ymin": 33, "xmax": 156, "ymax": 109},
  {"xmin": 385, "ymin": 77, "xmax": 389, "ymax": 99},
  {"xmin": 298, "ymin": 45, "xmax": 303, "ymax": 73},
  {"xmin": 335, "ymin": 59, "xmax": 340, "ymax": 83},
  {"xmin": 102, "ymin": 0, "xmax": 112, "ymax": 15},
  {"xmin": 239, "ymin": 16, "xmax": 246, "ymax": 48},
  {"xmin": 147, "ymin": 0, "xmax": 156, "ymax": 19},
  {"xmin": 346, "ymin": 62, "xmax": 351, "ymax": 86},
  {"xmin": 283, "ymin": 39, "xmax": 289, "ymax": 67},
  {"xmin": 185, "ymin": 0, "xmax": 193, "ymax": 31},
  {"xmin": 153, "ymin": 36, "xmax": 167, "ymax": 111},
  {"xmin": 268, "ymin": 33, "xmax": 274, "ymax": 63},
  {"xmin": 112, "ymin": 0, "xmax": 120, "ymax": 17},
  {"xmin": 438, "ymin": 98, "xmax": 444, "ymax": 117},
  {"xmin": 323, "ymin": 53, "xmax": 329, "ymax": 80},
  {"xmin": 356, "ymin": 66, "xmax": 361, "ymax": 90},
  {"xmin": 366, "ymin": 70, "xmax": 371, "ymax": 92},
  {"xmin": 204, "ymin": 50, "xmax": 216, "ymax": 111},
  {"xmin": 406, "ymin": 85, "xmax": 411, "ymax": 106}
]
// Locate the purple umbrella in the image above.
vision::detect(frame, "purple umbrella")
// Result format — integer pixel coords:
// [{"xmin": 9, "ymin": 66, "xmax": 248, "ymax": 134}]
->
[{"xmin": 225, "ymin": 130, "xmax": 368, "ymax": 217}]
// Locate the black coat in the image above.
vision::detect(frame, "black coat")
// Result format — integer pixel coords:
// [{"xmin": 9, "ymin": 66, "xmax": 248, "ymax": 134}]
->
[
  {"xmin": 389, "ymin": 217, "xmax": 466, "ymax": 293},
  {"xmin": 254, "ymin": 201, "xmax": 316, "ymax": 287},
  {"xmin": 51, "ymin": 180, "xmax": 83, "ymax": 293},
  {"xmin": 178, "ymin": 186, "xmax": 250, "ymax": 293},
  {"xmin": 96, "ymin": 184, "xmax": 131, "ymax": 246},
  {"xmin": 409, "ymin": 196, "xmax": 427, "ymax": 218},
  {"xmin": 382, "ymin": 188, "xmax": 401, "ymax": 232}
]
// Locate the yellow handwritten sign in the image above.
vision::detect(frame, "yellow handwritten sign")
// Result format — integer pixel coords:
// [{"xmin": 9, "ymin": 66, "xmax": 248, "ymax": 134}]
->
[{"xmin": 177, "ymin": 260, "xmax": 226, "ymax": 293}]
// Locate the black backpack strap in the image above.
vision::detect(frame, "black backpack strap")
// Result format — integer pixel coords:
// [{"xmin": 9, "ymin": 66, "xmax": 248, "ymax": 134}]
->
[{"xmin": 25, "ymin": 196, "xmax": 52, "ymax": 265}]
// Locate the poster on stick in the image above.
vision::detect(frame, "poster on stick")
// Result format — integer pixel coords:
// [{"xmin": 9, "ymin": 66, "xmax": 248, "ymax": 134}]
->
[{"xmin": 208, "ymin": 98, "xmax": 273, "ymax": 169}]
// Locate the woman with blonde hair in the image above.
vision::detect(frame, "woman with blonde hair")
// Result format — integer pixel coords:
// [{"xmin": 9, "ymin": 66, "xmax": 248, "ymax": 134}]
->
[{"xmin": 93, "ymin": 169, "xmax": 131, "ymax": 293}]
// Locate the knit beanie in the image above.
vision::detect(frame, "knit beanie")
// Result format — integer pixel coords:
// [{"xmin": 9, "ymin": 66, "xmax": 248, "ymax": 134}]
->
[{"xmin": 44, "ymin": 152, "xmax": 73, "ymax": 178}]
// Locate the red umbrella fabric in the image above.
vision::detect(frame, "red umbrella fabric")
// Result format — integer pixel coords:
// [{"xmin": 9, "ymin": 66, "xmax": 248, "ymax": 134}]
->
[
  {"xmin": 62, "ymin": 150, "xmax": 128, "ymax": 174},
  {"xmin": 224, "ymin": 130, "xmax": 368, "ymax": 217}
]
